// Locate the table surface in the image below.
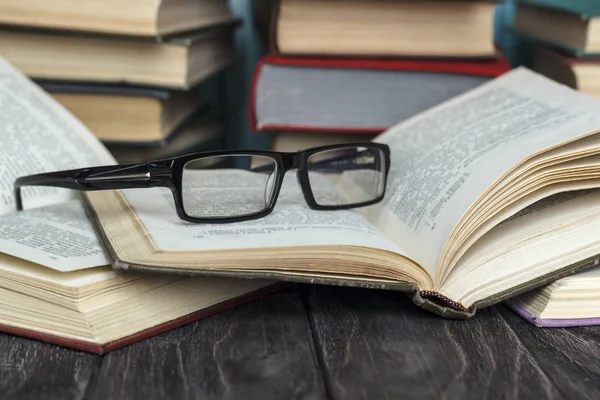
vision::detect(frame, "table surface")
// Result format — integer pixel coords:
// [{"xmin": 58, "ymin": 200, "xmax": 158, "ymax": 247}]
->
[{"xmin": 2, "ymin": 285, "xmax": 599, "ymax": 400}]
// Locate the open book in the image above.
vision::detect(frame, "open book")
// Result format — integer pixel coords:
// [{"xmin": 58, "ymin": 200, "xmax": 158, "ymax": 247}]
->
[
  {"xmin": 81, "ymin": 66, "xmax": 600, "ymax": 318},
  {"xmin": 0, "ymin": 59, "xmax": 277, "ymax": 353}
]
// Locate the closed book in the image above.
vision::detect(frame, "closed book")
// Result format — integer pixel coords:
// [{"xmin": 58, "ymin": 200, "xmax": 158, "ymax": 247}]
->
[
  {"xmin": 38, "ymin": 81, "xmax": 208, "ymax": 145},
  {"xmin": 0, "ymin": 23, "xmax": 237, "ymax": 88},
  {"xmin": 516, "ymin": 0, "xmax": 600, "ymax": 17},
  {"xmin": 507, "ymin": 260, "xmax": 600, "ymax": 327},
  {"xmin": 528, "ymin": 47, "xmax": 600, "ymax": 98},
  {"xmin": 268, "ymin": 0, "xmax": 498, "ymax": 58},
  {"xmin": 0, "ymin": 0, "xmax": 234, "ymax": 37},
  {"xmin": 106, "ymin": 116, "xmax": 226, "ymax": 163},
  {"xmin": 514, "ymin": 1, "xmax": 600, "ymax": 56},
  {"xmin": 250, "ymin": 55, "xmax": 510, "ymax": 133}
]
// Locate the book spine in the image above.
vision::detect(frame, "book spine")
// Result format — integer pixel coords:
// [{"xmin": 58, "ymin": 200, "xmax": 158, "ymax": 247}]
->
[
  {"xmin": 248, "ymin": 56, "xmax": 266, "ymax": 132},
  {"xmin": 268, "ymin": 0, "xmax": 282, "ymax": 54},
  {"xmin": 419, "ymin": 291, "xmax": 469, "ymax": 313}
]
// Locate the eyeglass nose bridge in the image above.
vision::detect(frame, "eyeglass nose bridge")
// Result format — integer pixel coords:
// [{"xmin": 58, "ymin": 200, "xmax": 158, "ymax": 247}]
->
[{"xmin": 282, "ymin": 152, "xmax": 304, "ymax": 172}]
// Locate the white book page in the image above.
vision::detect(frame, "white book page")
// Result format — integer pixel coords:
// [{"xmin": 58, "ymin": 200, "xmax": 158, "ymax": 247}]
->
[
  {"xmin": 0, "ymin": 58, "xmax": 115, "ymax": 215},
  {"xmin": 361, "ymin": 67, "xmax": 600, "ymax": 278},
  {"xmin": 444, "ymin": 190, "xmax": 600, "ymax": 289},
  {"xmin": 0, "ymin": 58, "xmax": 115, "ymax": 271},
  {"xmin": 0, "ymin": 200, "xmax": 109, "ymax": 271},
  {"xmin": 122, "ymin": 172, "xmax": 407, "ymax": 255}
]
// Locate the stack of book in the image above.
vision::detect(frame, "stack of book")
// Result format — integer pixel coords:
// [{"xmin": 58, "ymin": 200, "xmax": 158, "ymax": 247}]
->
[
  {"xmin": 0, "ymin": 0, "xmax": 238, "ymax": 162},
  {"xmin": 249, "ymin": 0, "xmax": 511, "ymax": 153},
  {"xmin": 512, "ymin": 0, "xmax": 600, "ymax": 98}
]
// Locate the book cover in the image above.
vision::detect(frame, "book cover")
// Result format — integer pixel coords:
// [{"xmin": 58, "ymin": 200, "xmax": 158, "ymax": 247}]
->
[
  {"xmin": 37, "ymin": 81, "xmax": 212, "ymax": 147},
  {"xmin": 516, "ymin": 0, "xmax": 600, "ymax": 18},
  {"xmin": 250, "ymin": 55, "xmax": 511, "ymax": 133},
  {"xmin": 507, "ymin": 303, "xmax": 600, "ymax": 327},
  {"xmin": 267, "ymin": 0, "xmax": 498, "ymax": 58},
  {"xmin": 0, "ymin": 283, "xmax": 283, "ymax": 354}
]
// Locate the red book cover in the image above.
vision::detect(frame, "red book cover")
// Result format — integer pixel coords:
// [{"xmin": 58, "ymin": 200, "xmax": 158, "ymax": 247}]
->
[{"xmin": 249, "ymin": 54, "xmax": 511, "ymax": 133}]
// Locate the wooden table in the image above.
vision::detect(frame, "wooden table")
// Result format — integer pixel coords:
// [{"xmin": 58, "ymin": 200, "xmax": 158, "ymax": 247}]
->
[{"xmin": 2, "ymin": 285, "xmax": 599, "ymax": 399}]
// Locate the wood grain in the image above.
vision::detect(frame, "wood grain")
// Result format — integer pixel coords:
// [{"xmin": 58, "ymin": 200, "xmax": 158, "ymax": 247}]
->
[
  {"xmin": 304, "ymin": 285, "xmax": 565, "ymax": 400},
  {"xmin": 0, "ymin": 333, "xmax": 101, "ymax": 400},
  {"xmin": 498, "ymin": 305, "xmax": 600, "ymax": 400},
  {"xmin": 4, "ymin": 284, "xmax": 600, "ymax": 399},
  {"xmin": 86, "ymin": 287, "xmax": 327, "ymax": 400}
]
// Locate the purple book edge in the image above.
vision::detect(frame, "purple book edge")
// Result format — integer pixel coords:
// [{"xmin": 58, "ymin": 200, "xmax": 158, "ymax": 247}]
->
[{"xmin": 506, "ymin": 302, "xmax": 600, "ymax": 327}]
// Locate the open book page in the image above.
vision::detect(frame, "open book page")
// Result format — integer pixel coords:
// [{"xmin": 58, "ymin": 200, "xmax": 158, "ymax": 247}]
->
[
  {"xmin": 122, "ymin": 172, "xmax": 407, "ymax": 254},
  {"xmin": 440, "ymin": 189, "xmax": 600, "ymax": 306},
  {"xmin": 360, "ymin": 67, "xmax": 600, "ymax": 280},
  {"xmin": 440, "ymin": 150, "xmax": 600, "ymax": 281},
  {"xmin": 0, "ymin": 58, "xmax": 115, "ymax": 215},
  {"xmin": 0, "ymin": 57, "xmax": 116, "ymax": 272},
  {"xmin": 0, "ymin": 200, "xmax": 109, "ymax": 271}
]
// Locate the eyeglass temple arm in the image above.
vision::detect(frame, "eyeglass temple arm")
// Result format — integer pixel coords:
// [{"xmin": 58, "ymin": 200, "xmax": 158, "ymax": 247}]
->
[
  {"xmin": 13, "ymin": 161, "xmax": 173, "ymax": 211},
  {"xmin": 251, "ymin": 149, "xmax": 382, "ymax": 173}
]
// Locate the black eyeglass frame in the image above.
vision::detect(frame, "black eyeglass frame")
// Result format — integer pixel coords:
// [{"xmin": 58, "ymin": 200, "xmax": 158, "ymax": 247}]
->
[{"xmin": 14, "ymin": 142, "xmax": 391, "ymax": 224}]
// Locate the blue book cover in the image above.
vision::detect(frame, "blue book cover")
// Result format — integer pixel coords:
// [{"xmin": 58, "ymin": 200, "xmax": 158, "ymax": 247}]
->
[
  {"xmin": 516, "ymin": 0, "xmax": 600, "ymax": 18},
  {"xmin": 513, "ymin": 0, "xmax": 600, "ymax": 58},
  {"xmin": 494, "ymin": 1, "xmax": 534, "ymax": 67}
]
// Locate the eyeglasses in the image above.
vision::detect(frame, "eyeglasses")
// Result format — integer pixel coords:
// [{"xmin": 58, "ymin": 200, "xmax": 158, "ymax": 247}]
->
[{"xmin": 14, "ymin": 142, "xmax": 391, "ymax": 223}]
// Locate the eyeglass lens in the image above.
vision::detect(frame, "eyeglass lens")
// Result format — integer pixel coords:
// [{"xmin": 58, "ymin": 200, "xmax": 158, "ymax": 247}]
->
[
  {"xmin": 182, "ymin": 155, "xmax": 278, "ymax": 219},
  {"xmin": 307, "ymin": 146, "xmax": 386, "ymax": 206}
]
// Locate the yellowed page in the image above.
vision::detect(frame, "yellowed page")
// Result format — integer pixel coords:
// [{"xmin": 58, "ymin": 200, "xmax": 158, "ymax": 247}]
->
[
  {"xmin": 442, "ymin": 154, "xmax": 600, "ymax": 280},
  {"xmin": 440, "ymin": 190, "xmax": 600, "ymax": 306},
  {"xmin": 444, "ymin": 190, "xmax": 600, "ymax": 289}
]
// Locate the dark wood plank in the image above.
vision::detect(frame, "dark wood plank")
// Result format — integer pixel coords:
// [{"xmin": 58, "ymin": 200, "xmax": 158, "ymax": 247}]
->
[
  {"xmin": 0, "ymin": 334, "xmax": 101, "ymax": 400},
  {"xmin": 304, "ymin": 285, "xmax": 566, "ymax": 400},
  {"xmin": 498, "ymin": 305, "xmax": 600, "ymax": 400},
  {"xmin": 86, "ymin": 287, "xmax": 327, "ymax": 400}
]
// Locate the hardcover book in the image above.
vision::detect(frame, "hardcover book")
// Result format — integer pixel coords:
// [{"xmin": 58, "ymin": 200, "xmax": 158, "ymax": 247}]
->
[
  {"xmin": 81, "ymin": 65, "xmax": 600, "ymax": 319},
  {"xmin": 516, "ymin": 0, "xmax": 600, "ymax": 18},
  {"xmin": 514, "ymin": 1, "xmax": 600, "ymax": 56},
  {"xmin": 0, "ymin": 23, "xmax": 237, "ymax": 88},
  {"xmin": 37, "ymin": 81, "xmax": 208, "ymax": 145},
  {"xmin": 0, "ymin": 58, "xmax": 278, "ymax": 353},
  {"xmin": 0, "ymin": 0, "xmax": 234, "ymax": 37},
  {"xmin": 507, "ymin": 260, "xmax": 600, "ymax": 327},
  {"xmin": 267, "ymin": 0, "xmax": 498, "ymax": 58},
  {"xmin": 250, "ymin": 55, "xmax": 510, "ymax": 133},
  {"xmin": 106, "ymin": 117, "xmax": 226, "ymax": 163},
  {"xmin": 528, "ymin": 47, "xmax": 600, "ymax": 98}
]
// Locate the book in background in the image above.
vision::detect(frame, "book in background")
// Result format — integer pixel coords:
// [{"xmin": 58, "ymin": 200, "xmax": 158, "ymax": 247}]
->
[
  {"xmin": 495, "ymin": 0, "xmax": 600, "ymax": 327},
  {"xmin": 250, "ymin": 0, "xmax": 511, "ymax": 153},
  {"xmin": 512, "ymin": 0, "xmax": 600, "ymax": 98},
  {"xmin": 0, "ymin": 0, "xmax": 239, "ymax": 162}
]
